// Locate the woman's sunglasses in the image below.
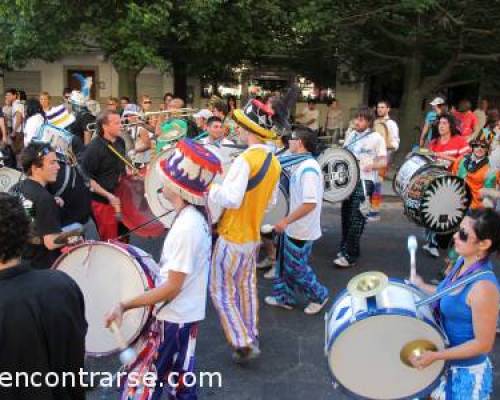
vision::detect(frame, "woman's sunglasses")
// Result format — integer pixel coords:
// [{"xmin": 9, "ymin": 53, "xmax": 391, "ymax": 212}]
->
[{"xmin": 458, "ymin": 228, "xmax": 469, "ymax": 242}]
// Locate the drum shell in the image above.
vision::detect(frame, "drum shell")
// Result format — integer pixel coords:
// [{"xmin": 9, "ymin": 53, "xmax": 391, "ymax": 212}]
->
[
  {"xmin": 325, "ymin": 280, "xmax": 447, "ymax": 400},
  {"xmin": 0, "ymin": 167, "xmax": 23, "ymax": 193},
  {"xmin": 262, "ymin": 171, "xmax": 290, "ymax": 227},
  {"xmin": 393, "ymin": 153, "xmax": 434, "ymax": 197},
  {"xmin": 53, "ymin": 241, "xmax": 158, "ymax": 357}
]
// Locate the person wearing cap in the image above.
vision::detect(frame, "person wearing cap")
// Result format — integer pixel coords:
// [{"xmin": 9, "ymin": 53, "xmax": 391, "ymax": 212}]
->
[
  {"xmin": 420, "ymin": 96, "xmax": 447, "ymax": 148},
  {"xmin": 105, "ymin": 139, "xmax": 221, "ymax": 399},
  {"xmin": 452, "ymin": 132, "xmax": 498, "ymax": 210},
  {"xmin": 209, "ymin": 98, "xmax": 281, "ymax": 363},
  {"xmin": 264, "ymin": 125, "xmax": 329, "ymax": 315}
]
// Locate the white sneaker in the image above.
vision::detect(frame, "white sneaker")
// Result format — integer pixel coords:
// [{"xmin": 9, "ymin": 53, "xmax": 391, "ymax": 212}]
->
[
  {"xmin": 367, "ymin": 214, "xmax": 381, "ymax": 222},
  {"xmin": 333, "ymin": 256, "xmax": 355, "ymax": 268},
  {"xmin": 423, "ymin": 244, "xmax": 440, "ymax": 258},
  {"xmin": 257, "ymin": 256, "xmax": 274, "ymax": 270},
  {"xmin": 304, "ymin": 297, "xmax": 329, "ymax": 315},
  {"xmin": 264, "ymin": 296, "xmax": 293, "ymax": 310},
  {"xmin": 264, "ymin": 266, "xmax": 276, "ymax": 279}
]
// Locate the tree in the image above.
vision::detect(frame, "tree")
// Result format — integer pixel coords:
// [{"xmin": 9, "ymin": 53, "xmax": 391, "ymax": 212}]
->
[{"xmin": 293, "ymin": 0, "xmax": 500, "ymax": 156}]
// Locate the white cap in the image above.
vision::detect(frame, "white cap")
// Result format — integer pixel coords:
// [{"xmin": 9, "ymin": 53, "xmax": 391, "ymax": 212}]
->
[
  {"xmin": 429, "ymin": 97, "xmax": 445, "ymax": 106},
  {"xmin": 193, "ymin": 109, "xmax": 213, "ymax": 120}
]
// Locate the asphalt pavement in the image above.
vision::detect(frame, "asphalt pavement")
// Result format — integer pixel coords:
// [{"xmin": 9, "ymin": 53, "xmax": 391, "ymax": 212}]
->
[{"xmin": 86, "ymin": 200, "xmax": 500, "ymax": 400}]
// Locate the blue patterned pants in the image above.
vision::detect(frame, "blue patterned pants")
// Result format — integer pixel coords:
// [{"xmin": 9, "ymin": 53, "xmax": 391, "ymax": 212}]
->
[{"xmin": 271, "ymin": 234, "xmax": 328, "ymax": 305}]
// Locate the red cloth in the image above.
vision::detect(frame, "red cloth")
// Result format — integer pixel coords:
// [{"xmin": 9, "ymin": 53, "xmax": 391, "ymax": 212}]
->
[
  {"xmin": 91, "ymin": 201, "xmax": 118, "ymax": 241},
  {"xmin": 453, "ymin": 110, "xmax": 478, "ymax": 137},
  {"xmin": 429, "ymin": 135, "xmax": 470, "ymax": 157}
]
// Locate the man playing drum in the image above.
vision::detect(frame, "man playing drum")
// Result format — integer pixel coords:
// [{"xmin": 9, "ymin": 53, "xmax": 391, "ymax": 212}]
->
[
  {"xmin": 333, "ymin": 107, "xmax": 387, "ymax": 268},
  {"xmin": 209, "ymin": 99, "xmax": 281, "ymax": 363},
  {"xmin": 0, "ymin": 193, "xmax": 87, "ymax": 398},
  {"xmin": 265, "ymin": 126, "xmax": 329, "ymax": 314},
  {"xmin": 105, "ymin": 139, "xmax": 222, "ymax": 399}
]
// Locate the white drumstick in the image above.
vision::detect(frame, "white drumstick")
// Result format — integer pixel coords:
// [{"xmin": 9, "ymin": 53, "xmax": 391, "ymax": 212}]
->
[
  {"xmin": 109, "ymin": 321, "xmax": 137, "ymax": 365},
  {"xmin": 407, "ymin": 235, "xmax": 418, "ymax": 283}
]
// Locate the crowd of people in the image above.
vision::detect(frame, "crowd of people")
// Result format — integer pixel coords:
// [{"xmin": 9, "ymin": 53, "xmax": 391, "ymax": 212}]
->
[{"xmin": 0, "ymin": 83, "xmax": 499, "ymax": 400}]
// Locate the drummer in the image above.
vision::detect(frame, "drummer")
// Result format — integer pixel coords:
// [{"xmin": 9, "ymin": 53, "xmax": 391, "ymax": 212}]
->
[
  {"xmin": 12, "ymin": 142, "xmax": 68, "ymax": 268},
  {"xmin": 264, "ymin": 126, "xmax": 329, "ymax": 314},
  {"xmin": 423, "ymin": 113, "xmax": 470, "ymax": 258},
  {"xmin": 411, "ymin": 208, "xmax": 499, "ymax": 399},
  {"xmin": 105, "ymin": 139, "xmax": 221, "ymax": 399}
]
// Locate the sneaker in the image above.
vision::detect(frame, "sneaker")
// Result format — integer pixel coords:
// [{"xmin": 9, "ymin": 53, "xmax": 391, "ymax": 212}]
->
[
  {"xmin": 257, "ymin": 256, "xmax": 274, "ymax": 270},
  {"xmin": 232, "ymin": 344, "xmax": 261, "ymax": 364},
  {"xmin": 333, "ymin": 256, "xmax": 355, "ymax": 268},
  {"xmin": 264, "ymin": 266, "xmax": 276, "ymax": 279},
  {"xmin": 367, "ymin": 213, "xmax": 381, "ymax": 222},
  {"xmin": 264, "ymin": 296, "xmax": 293, "ymax": 310},
  {"xmin": 304, "ymin": 297, "xmax": 329, "ymax": 315},
  {"xmin": 423, "ymin": 243, "xmax": 440, "ymax": 258}
]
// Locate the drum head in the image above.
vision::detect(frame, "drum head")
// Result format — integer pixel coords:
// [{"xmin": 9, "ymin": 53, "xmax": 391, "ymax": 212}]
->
[
  {"xmin": 145, "ymin": 149, "xmax": 177, "ymax": 228},
  {"xmin": 393, "ymin": 152, "xmax": 434, "ymax": 196},
  {"xmin": 263, "ymin": 174, "xmax": 289, "ymax": 226},
  {"xmin": 0, "ymin": 167, "xmax": 23, "ymax": 192},
  {"xmin": 53, "ymin": 242, "xmax": 156, "ymax": 356},
  {"xmin": 318, "ymin": 148, "xmax": 359, "ymax": 203},
  {"xmin": 419, "ymin": 175, "xmax": 471, "ymax": 233},
  {"xmin": 328, "ymin": 315, "xmax": 445, "ymax": 399}
]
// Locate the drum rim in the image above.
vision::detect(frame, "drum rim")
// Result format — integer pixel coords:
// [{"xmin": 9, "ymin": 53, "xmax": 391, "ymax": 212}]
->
[
  {"xmin": 403, "ymin": 173, "xmax": 471, "ymax": 234},
  {"xmin": 0, "ymin": 167, "xmax": 23, "ymax": 192},
  {"xmin": 52, "ymin": 240, "xmax": 156, "ymax": 357},
  {"xmin": 319, "ymin": 147, "xmax": 360, "ymax": 203},
  {"xmin": 393, "ymin": 155, "xmax": 442, "ymax": 196}
]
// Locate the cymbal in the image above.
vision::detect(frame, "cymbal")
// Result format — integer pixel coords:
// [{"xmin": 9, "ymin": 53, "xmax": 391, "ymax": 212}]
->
[{"xmin": 347, "ymin": 271, "xmax": 389, "ymax": 299}]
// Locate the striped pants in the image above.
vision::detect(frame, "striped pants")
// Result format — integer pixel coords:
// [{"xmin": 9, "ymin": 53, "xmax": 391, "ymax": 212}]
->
[
  {"xmin": 272, "ymin": 234, "xmax": 328, "ymax": 305},
  {"xmin": 119, "ymin": 320, "xmax": 199, "ymax": 400},
  {"xmin": 340, "ymin": 180, "xmax": 374, "ymax": 263},
  {"xmin": 209, "ymin": 236, "xmax": 259, "ymax": 349}
]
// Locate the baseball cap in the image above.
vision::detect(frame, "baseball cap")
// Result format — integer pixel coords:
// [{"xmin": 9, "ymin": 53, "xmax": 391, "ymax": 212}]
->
[
  {"xmin": 193, "ymin": 109, "xmax": 213, "ymax": 120},
  {"xmin": 429, "ymin": 97, "xmax": 446, "ymax": 106}
]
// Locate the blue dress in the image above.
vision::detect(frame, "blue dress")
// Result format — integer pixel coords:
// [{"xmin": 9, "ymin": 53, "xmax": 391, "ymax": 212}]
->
[{"xmin": 432, "ymin": 258, "xmax": 498, "ymax": 399}]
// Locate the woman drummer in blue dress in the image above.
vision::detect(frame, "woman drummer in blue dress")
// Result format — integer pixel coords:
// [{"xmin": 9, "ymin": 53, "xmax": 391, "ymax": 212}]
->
[{"xmin": 412, "ymin": 208, "xmax": 500, "ymax": 399}]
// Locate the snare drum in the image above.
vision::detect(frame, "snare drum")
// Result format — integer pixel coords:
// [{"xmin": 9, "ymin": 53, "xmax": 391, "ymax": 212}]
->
[
  {"xmin": 325, "ymin": 274, "xmax": 447, "ymax": 400},
  {"xmin": 0, "ymin": 167, "xmax": 23, "ymax": 192},
  {"xmin": 317, "ymin": 147, "xmax": 359, "ymax": 203},
  {"xmin": 53, "ymin": 241, "xmax": 158, "ymax": 356}
]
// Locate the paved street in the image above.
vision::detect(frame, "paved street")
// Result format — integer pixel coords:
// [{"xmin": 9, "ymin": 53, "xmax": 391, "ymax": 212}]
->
[{"xmin": 86, "ymin": 200, "xmax": 500, "ymax": 399}]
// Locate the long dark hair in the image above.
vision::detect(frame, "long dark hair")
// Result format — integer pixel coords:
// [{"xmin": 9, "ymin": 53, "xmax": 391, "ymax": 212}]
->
[
  {"xmin": 25, "ymin": 99, "xmax": 45, "ymax": 120},
  {"xmin": 468, "ymin": 208, "xmax": 500, "ymax": 255},
  {"xmin": 431, "ymin": 113, "xmax": 460, "ymax": 140}
]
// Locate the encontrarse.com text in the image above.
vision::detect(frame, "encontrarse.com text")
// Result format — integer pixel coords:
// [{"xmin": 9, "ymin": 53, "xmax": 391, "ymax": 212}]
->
[{"xmin": 0, "ymin": 370, "xmax": 222, "ymax": 389}]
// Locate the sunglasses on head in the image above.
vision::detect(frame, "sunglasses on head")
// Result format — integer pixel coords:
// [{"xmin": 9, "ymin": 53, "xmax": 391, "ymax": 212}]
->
[{"xmin": 36, "ymin": 144, "xmax": 52, "ymax": 158}]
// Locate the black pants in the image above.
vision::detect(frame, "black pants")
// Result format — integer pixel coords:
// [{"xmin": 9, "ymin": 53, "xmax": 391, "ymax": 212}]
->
[{"xmin": 340, "ymin": 180, "xmax": 374, "ymax": 263}]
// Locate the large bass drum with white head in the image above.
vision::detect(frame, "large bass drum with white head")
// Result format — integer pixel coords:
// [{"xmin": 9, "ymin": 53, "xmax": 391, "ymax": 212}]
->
[
  {"xmin": 325, "ymin": 271, "xmax": 447, "ymax": 400},
  {"xmin": 317, "ymin": 147, "xmax": 359, "ymax": 203}
]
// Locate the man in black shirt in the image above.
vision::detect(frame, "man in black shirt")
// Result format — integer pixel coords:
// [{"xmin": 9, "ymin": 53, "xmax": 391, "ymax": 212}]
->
[
  {"xmin": 81, "ymin": 110, "xmax": 126, "ymax": 241},
  {"xmin": 0, "ymin": 193, "xmax": 87, "ymax": 399},
  {"xmin": 13, "ymin": 143, "xmax": 66, "ymax": 268}
]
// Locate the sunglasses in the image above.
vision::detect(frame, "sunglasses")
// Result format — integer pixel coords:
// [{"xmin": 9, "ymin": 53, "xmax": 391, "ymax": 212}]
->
[
  {"xmin": 471, "ymin": 143, "xmax": 488, "ymax": 149},
  {"xmin": 458, "ymin": 228, "xmax": 469, "ymax": 242},
  {"xmin": 143, "ymin": 101, "xmax": 152, "ymax": 104}
]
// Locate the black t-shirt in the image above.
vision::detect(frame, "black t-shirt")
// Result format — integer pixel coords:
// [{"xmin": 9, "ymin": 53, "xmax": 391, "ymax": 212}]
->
[
  {"xmin": 67, "ymin": 111, "xmax": 95, "ymax": 155},
  {"xmin": 12, "ymin": 179, "xmax": 62, "ymax": 269},
  {"xmin": 81, "ymin": 135, "xmax": 126, "ymax": 203},
  {"xmin": 0, "ymin": 263, "xmax": 87, "ymax": 399},
  {"xmin": 47, "ymin": 161, "xmax": 92, "ymax": 225}
]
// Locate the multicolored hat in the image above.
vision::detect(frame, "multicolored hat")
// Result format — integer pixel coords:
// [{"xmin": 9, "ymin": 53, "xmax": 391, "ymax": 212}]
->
[
  {"xmin": 470, "ymin": 128, "xmax": 494, "ymax": 148},
  {"xmin": 156, "ymin": 138, "xmax": 222, "ymax": 205},
  {"xmin": 46, "ymin": 104, "xmax": 76, "ymax": 128},
  {"xmin": 232, "ymin": 99, "xmax": 276, "ymax": 140}
]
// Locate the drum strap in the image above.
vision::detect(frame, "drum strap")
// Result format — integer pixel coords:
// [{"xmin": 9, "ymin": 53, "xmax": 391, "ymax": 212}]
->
[
  {"xmin": 246, "ymin": 152, "xmax": 273, "ymax": 192},
  {"xmin": 344, "ymin": 131, "xmax": 373, "ymax": 151},
  {"xmin": 54, "ymin": 163, "xmax": 71, "ymax": 197}
]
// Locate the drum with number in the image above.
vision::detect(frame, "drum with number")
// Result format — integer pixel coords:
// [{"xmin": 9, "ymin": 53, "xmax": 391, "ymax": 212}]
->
[
  {"xmin": 325, "ymin": 272, "xmax": 447, "ymax": 400},
  {"xmin": 393, "ymin": 152, "xmax": 435, "ymax": 197},
  {"xmin": 262, "ymin": 171, "xmax": 290, "ymax": 227},
  {"xmin": 404, "ymin": 166, "xmax": 470, "ymax": 234},
  {"xmin": 53, "ymin": 241, "xmax": 158, "ymax": 357},
  {"xmin": 317, "ymin": 147, "xmax": 359, "ymax": 203},
  {"xmin": 0, "ymin": 167, "xmax": 23, "ymax": 192}
]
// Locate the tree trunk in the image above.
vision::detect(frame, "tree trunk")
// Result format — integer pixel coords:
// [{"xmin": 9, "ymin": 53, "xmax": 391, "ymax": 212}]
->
[
  {"xmin": 394, "ymin": 55, "xmax": 425, "ymax": 166},
  {"xmin": 117, "ymin": 68, "xmax": 140, "ymax": 103},
  {"xmin": 173, "ymin": 58, "xmax": 187, "ymax": 101}
]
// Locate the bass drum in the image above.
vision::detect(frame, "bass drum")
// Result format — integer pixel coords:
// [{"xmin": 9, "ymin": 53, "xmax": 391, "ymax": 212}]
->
[
  {"xmin": 53, "ymin": 241, "xmax": 158, "ymax": 357},
  {"xmin": 318, "ymin": 147, "xmax": 359, "ymax": 203},
  {"xmin": 262, "ymin": 171, "xmax": 290, "ymax": 227},
  {"xmin": 404, "ymin": 166, "xmax": 470, "ymax": 234},
  {"xmin": 393, "ymin": 152, "xmax": 435, "ymax": 197},
  {"xmin": 0, "ymin": 167, "xmax": 23, "ymax": 193},
  {"xmin": 325, "ymin": 272, "xmax": 447, "ymax": 400}
]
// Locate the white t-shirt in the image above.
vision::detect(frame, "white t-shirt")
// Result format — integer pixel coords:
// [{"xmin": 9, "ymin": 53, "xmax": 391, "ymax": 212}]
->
[
  {"xmin": 155, "ymin": 206, "xmax": 211, "ymax": 323},
  {"xmin": 11, "ymin": 100, "xmax": 24, "ymax": 133},
  {"xmin": 344, "ymin": 129, "xmax": 387, "ymax": 182},
  {"xmin": 299, "ymin": 107, "xmax": 320, "ymax": 131},
  {"xmin": 285, "ymin": 158, "xmax": 323, "ymax": 241},
  {"xmin": 24, "ymin": 114, "xmax": 45, "ymax": 146}
]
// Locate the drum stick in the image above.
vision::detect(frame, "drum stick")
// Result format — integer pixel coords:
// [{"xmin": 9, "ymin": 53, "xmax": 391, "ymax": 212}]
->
[
  {"xmin": 407, "ymin": 235, "xmax": 418, "ymax": 283},
  {"xmin": 108, "ymin": 321, "xmax": 137, "ymax": 365}
]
